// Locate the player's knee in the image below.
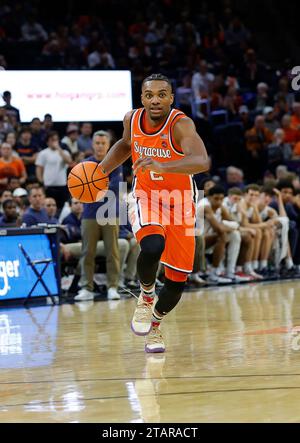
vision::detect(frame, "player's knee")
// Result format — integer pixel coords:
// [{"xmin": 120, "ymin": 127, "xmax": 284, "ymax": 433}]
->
[
  {"xmin": 242, "ymin": 233, "xmax": 251, "ymax": 245},
  {"xmin": 140, "ymin": 234, "xmax": 165, "ymax": 262}
]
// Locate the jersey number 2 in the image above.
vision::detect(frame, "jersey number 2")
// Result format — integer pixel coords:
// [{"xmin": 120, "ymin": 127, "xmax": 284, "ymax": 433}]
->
[{"xmin": 150, "ymin": 171, "xmax": 164, "ymax": 181}]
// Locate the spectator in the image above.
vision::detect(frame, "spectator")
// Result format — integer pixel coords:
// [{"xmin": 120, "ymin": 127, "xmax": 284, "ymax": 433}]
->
[
  {"xmin": 0, "ymin": 142, "xmax": 27, "ymax": 191},
  {"xmin": 44, "ymin": 197, "xmax": 59, "ymax": 223},
  {"xmin": 263, "ymin": 106, "xmax": 280, "ymax": 133},
  {"xmin": 0, "ymin": 108, "xmax": 14, "ymax": 141},
  {"xmin": 75, "ymin": 130, "xmax": 123, "ymax": 302},
  {"xmin": 0, "ymin": 189, "xmax": 12, "ymax": 214},
  {"xmin": 1, "ymin": 91, "xmax": 20, "ymax": 123},
  {"xmin": 267, "ymin": 128, "xmax": 292, "ymax": 173},
  {"xmin": 12, "ymin": 187, "xmax": 28, "ymax": 214},
  {"xmin": 4, "ymin": 131, "xmax": 17, "ymax": 154},
  {"xmin": 87, "ymin": 42, "xmax": 115, "ymax": 69},
  {"xmin": 291, "ymin": 102, "xmax": 300, "ymax": 131},
  {"xmin": 275, "ymin": 165, "xmax": 289, "ymax": 180},
  {"xmin": 15, "ymin": 127, "xmax": 39, "ymax": 178},
  {"xmin": 191, "ymin": 60, "xmax": 215, "ymax": 102},
  {"xmin": 42, "ymin": 113, "xmax": 53, "ymax": 133},
  {"xmin": 30, "ymin": 117, "xmax": 47, "ymax": 148},
  {"xmin": 7, "ymin": 176, "xmax": 21, "ymax": 192},
  {"xmin": 175, "ymin": 75, "xmax": 193, "ymax": 117},
  {"xmin": 0, "ymin": 199, "xmax": 20, "ymax": 227},
  {"xmin": 281, "ymin": 114, "xmax": 300, "ymax": 146},
  {"xmin": 62, "ymin": 198, "xmax": 83, "ymax": 243},
  {"xmin": 235, "ymin": 105, "xmax": 252, "ymax": 130},
  {"xmin": 61, "ymin": 123, "xmax": 79, "ymax": 155},
  {"xmin": 35, "ymin": 131, "xmax": 72, "ymax": 210},
  {"xmin": 21, "ymin": 15, "xmax": 48, "ymax": 42},
  {"xmin": 255, "ymin": 82, "xmax": 272, "ymax": 112},
  {"xmin": 77, "ymin": 122, "xmax": 93, "ymax": 155},
  {"xmin": 245, "ymin": 115, "xmax": 273, "ymax": 180},
  {"xmin": 22, "ymin": 186, "xmax": 54, "ymax": 226},
  {"xmin": 224, "ymin": 166, "xmax": 245, "ymax": 190}
]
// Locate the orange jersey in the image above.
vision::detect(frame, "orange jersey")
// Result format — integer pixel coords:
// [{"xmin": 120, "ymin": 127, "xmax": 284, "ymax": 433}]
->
[{"xmin": 130, "ymin": 107, "xmax": 197, "ymax": 204}]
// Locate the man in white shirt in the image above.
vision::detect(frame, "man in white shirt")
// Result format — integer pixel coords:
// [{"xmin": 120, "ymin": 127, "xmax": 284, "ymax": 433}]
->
[
  {"xmin": 191, "ymin": 60, "xmax": 215, "ymax": 101},
  {"xmin": 35, "ymin": 131, "xmax": 72, "ymax": 210}
]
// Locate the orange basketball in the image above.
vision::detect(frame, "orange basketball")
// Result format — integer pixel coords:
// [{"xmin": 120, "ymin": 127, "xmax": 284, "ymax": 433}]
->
[{"xmin": 67, "ymin": 161, "xmax": 109, "ymax": 203}]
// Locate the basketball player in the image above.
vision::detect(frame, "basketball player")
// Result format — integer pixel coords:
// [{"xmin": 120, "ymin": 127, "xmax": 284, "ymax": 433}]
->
[{"xmin": 99, "ymin": 73, "xmax": 209, "ymax": 353}]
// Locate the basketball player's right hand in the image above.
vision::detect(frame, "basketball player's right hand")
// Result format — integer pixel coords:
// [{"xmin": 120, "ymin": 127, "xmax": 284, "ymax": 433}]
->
[{"xmin": 132, "ymin": 157, "xmax": 164, "ymax": 175}]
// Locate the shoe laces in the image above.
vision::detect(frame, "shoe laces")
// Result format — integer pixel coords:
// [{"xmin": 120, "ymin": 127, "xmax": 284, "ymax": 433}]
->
[
  {"xmin": 147, "ymin": 327, "xmax": 163, "ymax": 344},
  {"xmin": 135, "ymin": 297, "xmax": 153, "ymax": 322}
]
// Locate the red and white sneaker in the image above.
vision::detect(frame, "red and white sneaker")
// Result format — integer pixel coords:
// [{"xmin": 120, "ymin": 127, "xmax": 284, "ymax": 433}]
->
[
  {"xmin": 131, "ymin": 292, "xmax": 154, "ymax": 336},
  {"xmin": 235, "ymin": 271, "xmax": 255, "ymax": 281},
  {"xmin": 145, "ymin": 327, "xmax": 165, "ymax": 353}
]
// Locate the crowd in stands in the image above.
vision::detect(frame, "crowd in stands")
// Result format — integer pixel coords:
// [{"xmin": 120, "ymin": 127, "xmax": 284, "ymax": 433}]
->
[{"xmin": 1, "ymin": 0, "xmax": 300, "ymax": 297}]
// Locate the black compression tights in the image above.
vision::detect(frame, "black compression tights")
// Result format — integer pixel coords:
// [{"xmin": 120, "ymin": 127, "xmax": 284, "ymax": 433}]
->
[
  {"xmin": 155, "ymin": 278, "xmax": 186, "ymax": 315},
  {"xmin": 137, "ymin": 234, "xmax": 165, "ymax": 287}
]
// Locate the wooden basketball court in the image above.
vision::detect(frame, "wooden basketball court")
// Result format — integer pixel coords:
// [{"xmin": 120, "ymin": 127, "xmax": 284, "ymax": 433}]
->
[{"xmin": 1, "ymin": 280, "xmax": 300, "ymax": 423}]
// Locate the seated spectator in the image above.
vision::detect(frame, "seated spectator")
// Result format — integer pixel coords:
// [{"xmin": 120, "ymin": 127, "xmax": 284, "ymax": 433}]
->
[
  {"xmin": 291, "ymin": 102, "xmax": 300, "ymax": 131},
  {"xmin": 223, "ymin": 86, "xmax": 243, "ymax": 116},
  {"xmin": 21, "ymin": 15, "xmax": 48, "ymax": 42},
  {"xmin": 78, "ymin": 123, "xmax": 93, "ymax": 155},
  {"xmin": 175, "ymin": 74, "xmax": 193, "ymax": 117},
  {"xmin": 1, "ymin": 91, "xmax": 20, "ymax": 122},
  {"xmin": 245, "ymin": 115, "xmax": 273, "ymax": 180},
  {"xmin": 267, "ymin": 128, "xmax": 292, "ymax": 173},
  {"xmin": 44, "ymin": 197, "xmax": 59, "ymax": 223},
  {"xmin": 263, "ymin": 106, "xmax": 280, "ymax": 133},
  {"xmin": 12, "ymin": 187, "xmax": 28, "ymax": 214},
  {"xmin": 281, "ymin": 114, "xmax": 300, "ymax": 146},
  {"xmin": 88, "ymin": 42, "xmax": 115, "ymax": 69},
  {"xmin": 255, "ymin": 82, "xmax": 272, "ymax": 112},
  {"xmin": 224, "ymin": 166, "xmax": 245, "ymax": 191},
  {"xmin": 4, "ymin": 131, "xmax": 18, "ymax": 154},
  {"xmin": 22, "ymin": 186, "xmax": 53, "ymax": 226},
  {"xmin": 275, "ymin": 165, "xmax": 289, "ymax": 180},
  {"xmin": 7, "ymin": 176, "xmax": 21, "ymax": 192},
  {"xmin": 30, "ymin": 117, "xmax": 47, "ymax": 148},
  {"xmin": 35, "ymin": 131, "xmax": 72, "ymax": 210},
  {"xmin": 61, "ymin": 123, "xmax": 79, "ymax": 155},
  {"xmin": 235, "ymin": 105, "xmax": 252, "ymax": 131},
  {"xmin": 0, "ymin": 108, "xmax": 14, "ymax": 142},
  {"xmin": 62, "ymin": 198, "xmax": 83, "ymax": 242},
  {"xmin": 0, "ymin": 142, "xmax": 27, "ymax": 191},
  {"xmin": 0, "ymin": 189, "xmax": 12, "ymax": 214},
  {"xmin": 0, "ymin": 199, "xmax": 20, "ymax": 227},
  {"xmin": 15, "ymin": 127, "xmax": 39, "ymax": 178},
  {"xmin": 192, "ymin": 60, "xmax": 215, "ymax": 102}
]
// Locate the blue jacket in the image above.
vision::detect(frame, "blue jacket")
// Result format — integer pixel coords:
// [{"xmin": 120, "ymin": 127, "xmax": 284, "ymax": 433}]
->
[
  {"xmin": 22, "ymin": 207, "xmax": 58, "ymax": 226},
  {"xmin": 82, "ymin": 156, "xmax": 123, "ymax": 220},
  {"xmin": 62, "ymin": 212, "xmax": 82, "ymax": 242}
]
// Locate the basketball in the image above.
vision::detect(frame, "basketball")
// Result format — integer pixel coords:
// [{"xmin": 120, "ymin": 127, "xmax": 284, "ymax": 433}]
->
[{"xmin": 67, "ymin": 161, "xmax": 109, "ymax": 203}]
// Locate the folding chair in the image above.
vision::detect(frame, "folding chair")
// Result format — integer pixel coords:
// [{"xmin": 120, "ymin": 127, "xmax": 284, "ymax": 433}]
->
[{"xmin": 18, "ymin": 243, "xmax": 56, "ymax": 306}]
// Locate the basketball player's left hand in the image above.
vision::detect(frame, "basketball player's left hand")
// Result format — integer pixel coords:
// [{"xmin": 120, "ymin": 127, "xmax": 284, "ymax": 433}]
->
[{"xmin": 133, "ymin": 157, "xmax": 164, "ymax": 175}]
